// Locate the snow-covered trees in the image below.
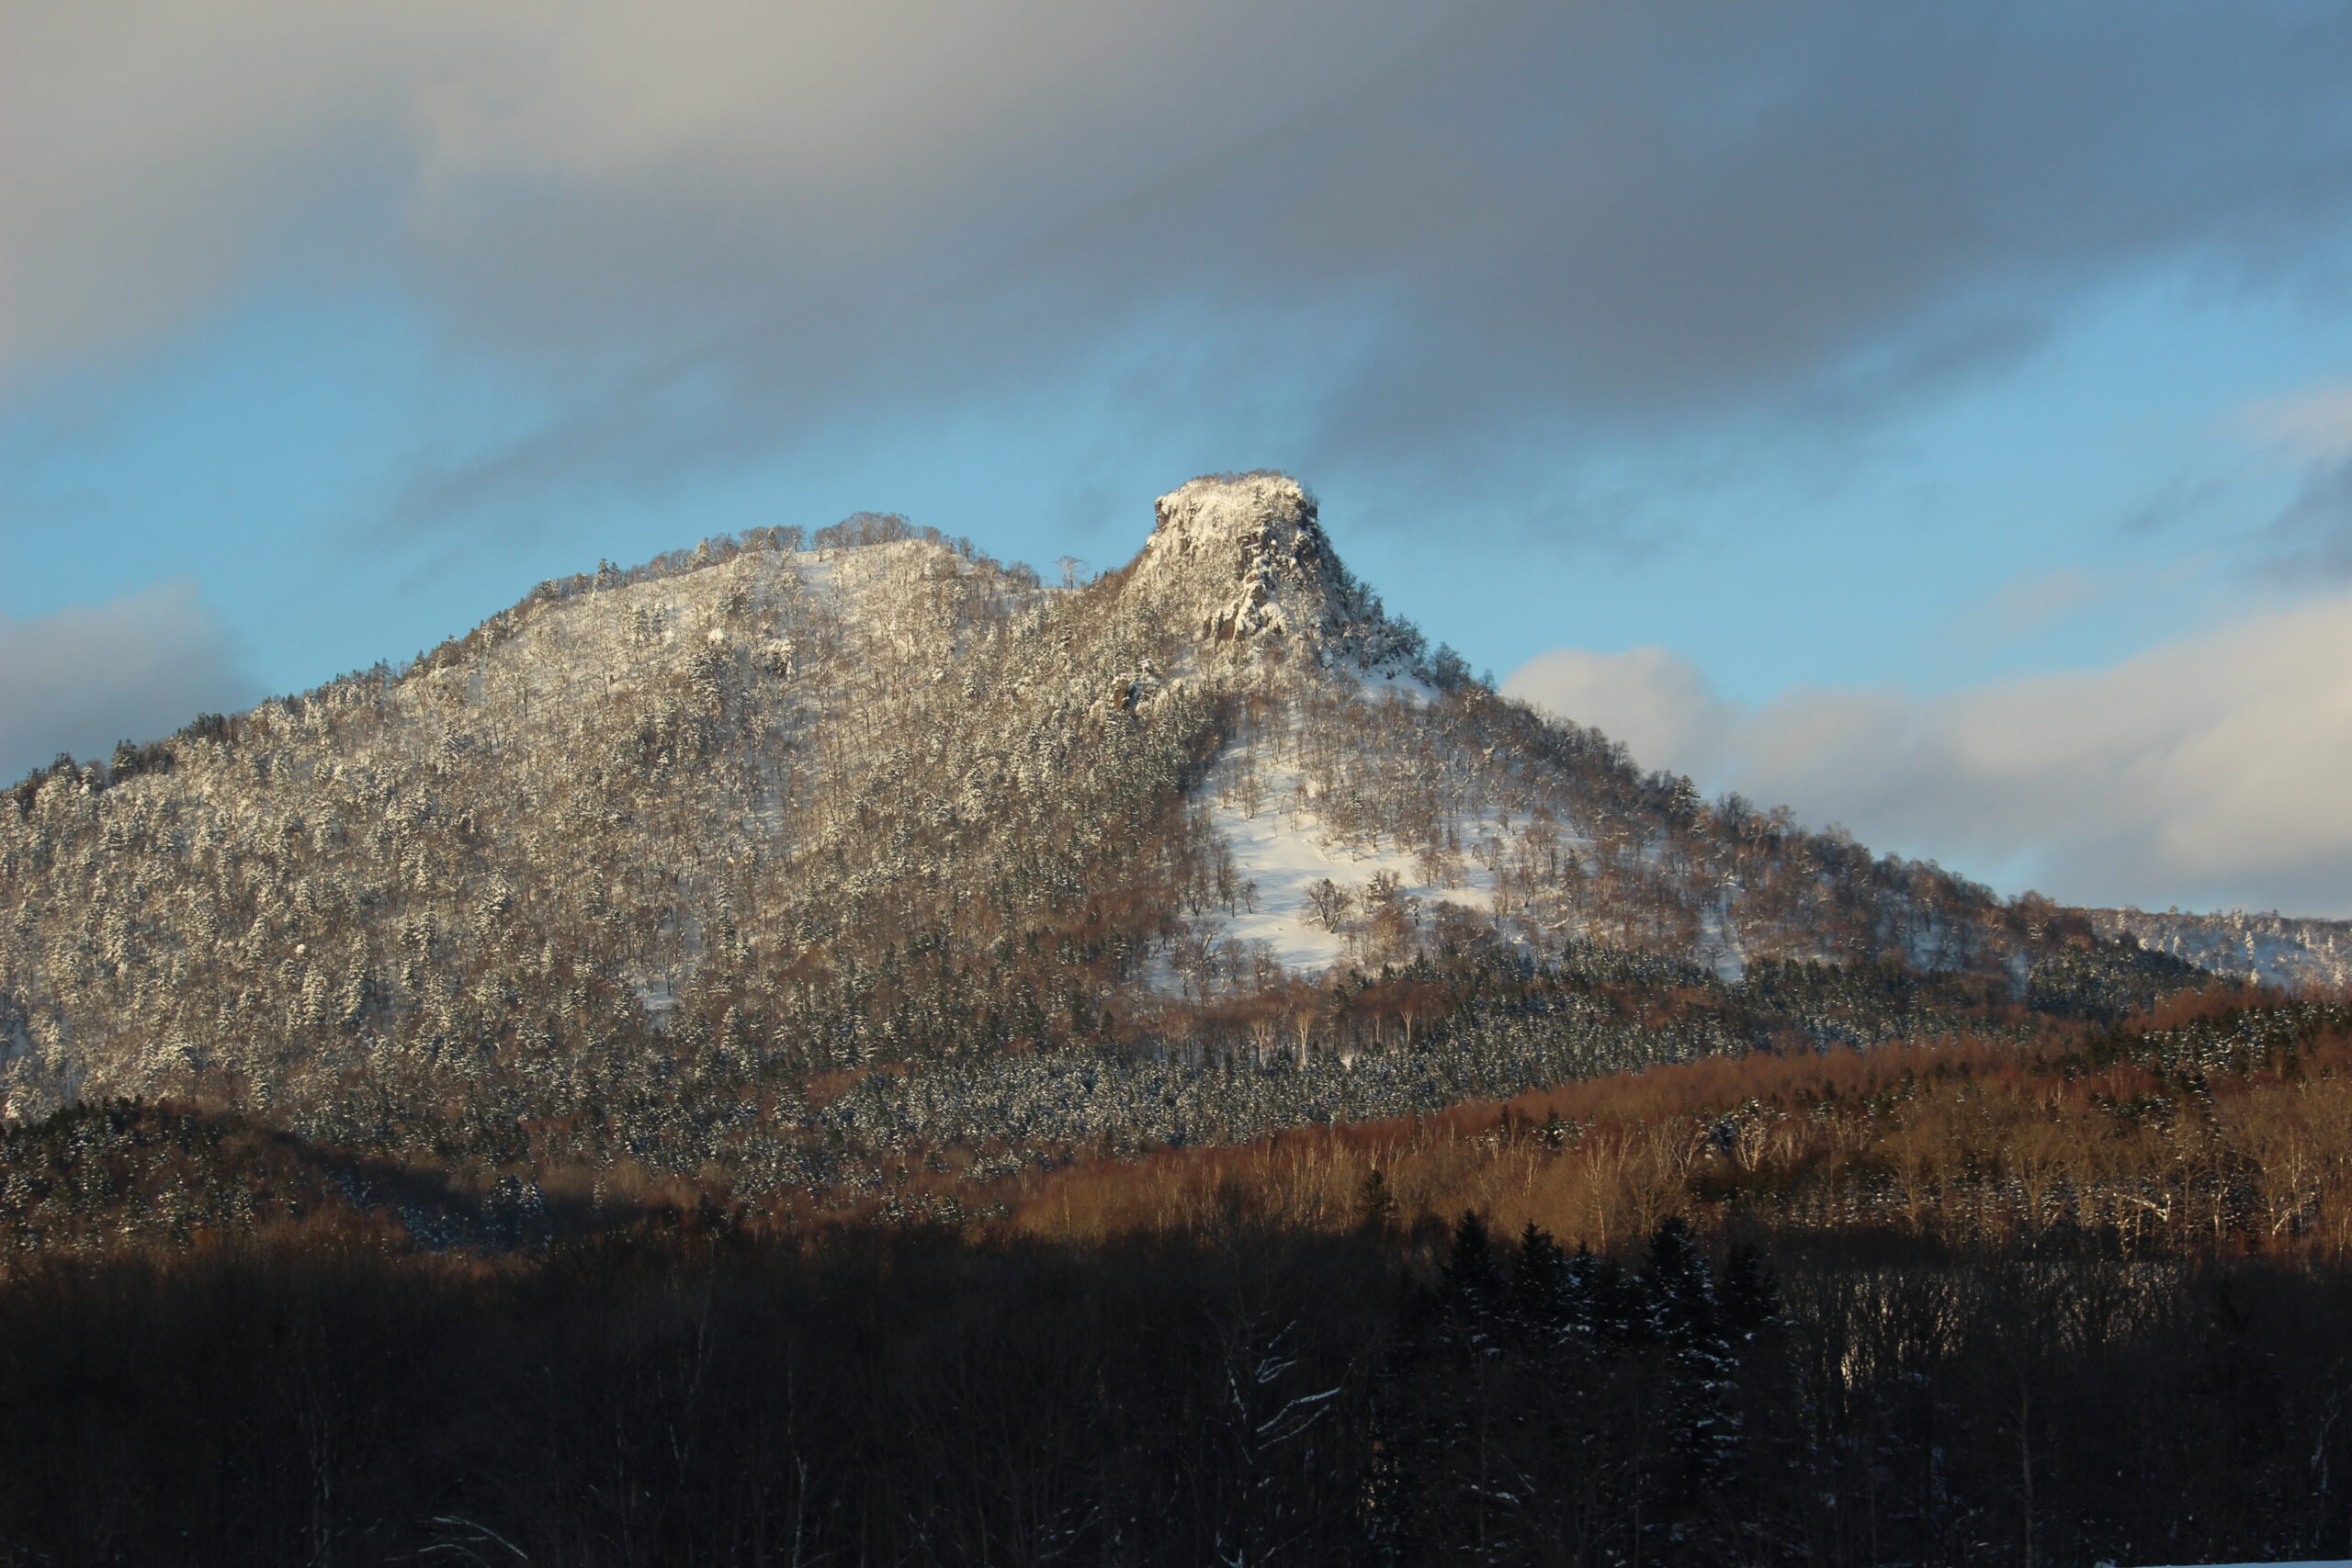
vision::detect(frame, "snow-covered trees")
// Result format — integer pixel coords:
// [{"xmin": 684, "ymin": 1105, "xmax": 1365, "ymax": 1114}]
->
[{"xmin": 0, "ymin": 477, "xmax": 2239, "ymax": 1196}]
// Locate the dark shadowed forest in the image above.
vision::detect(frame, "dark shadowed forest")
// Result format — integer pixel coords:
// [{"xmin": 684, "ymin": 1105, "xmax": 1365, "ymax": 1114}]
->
[{"xmin": 3, "ymin": 1195, "xmax": 2346, "ymax": 1566}]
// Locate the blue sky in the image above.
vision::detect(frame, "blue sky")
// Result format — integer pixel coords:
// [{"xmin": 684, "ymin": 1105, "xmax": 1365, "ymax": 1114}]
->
[{"xmin": 8, "ymin": 0, "xmax": 2352, "ymax": 915}]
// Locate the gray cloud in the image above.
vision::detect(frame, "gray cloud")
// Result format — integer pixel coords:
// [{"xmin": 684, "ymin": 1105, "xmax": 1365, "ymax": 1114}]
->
[
  {"xmin": 12, "ymin": 1, "xmax": 2352, "ymax": 525},
  {"xmin": 1, "ymin": 0, "xmax": 1446, "ymax": 386},
  {"xmin": 0, "ymin": 583, "xmax": 256, "ymax": 784},
  {"xmin": 1116, "ymin": 0, "xmax": 2352, "ymax": 457},
  {"xmin": 1504, "ymin": 591, "xmax": 2352, "ymax": 918}
]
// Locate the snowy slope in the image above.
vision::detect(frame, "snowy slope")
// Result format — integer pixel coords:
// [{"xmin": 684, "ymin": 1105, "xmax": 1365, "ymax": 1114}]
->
[{"xmin": 1196, "ymin": 734, "xmax": 1502, "ymax": 976}]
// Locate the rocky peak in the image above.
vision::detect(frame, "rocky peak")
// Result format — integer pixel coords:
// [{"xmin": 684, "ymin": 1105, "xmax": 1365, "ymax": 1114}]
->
[{"xmin": 1125, "ymin": 472, "xmax": 1359, "ymax": 653}]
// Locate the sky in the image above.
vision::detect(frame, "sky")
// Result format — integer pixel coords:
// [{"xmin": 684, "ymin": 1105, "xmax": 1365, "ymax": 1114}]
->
[{"xmin": 6, "ymin": 0, "xmax": 2352, "ymax": 916}]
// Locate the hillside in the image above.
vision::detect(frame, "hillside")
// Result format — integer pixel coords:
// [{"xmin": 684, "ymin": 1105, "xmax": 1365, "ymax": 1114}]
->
[
  {"xmin": 2092, "ymin": 906, "xmax": 2352, "ymax": 992},
  {"xmin": 0, "ymin": 475, "xmax": 2214, "ymax": 1201}
]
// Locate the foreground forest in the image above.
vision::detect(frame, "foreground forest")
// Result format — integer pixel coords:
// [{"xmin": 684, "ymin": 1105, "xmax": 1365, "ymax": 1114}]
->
[{"xmin": 7, "ymin": 1208, "xmax": 2349, "ymax": 1568}]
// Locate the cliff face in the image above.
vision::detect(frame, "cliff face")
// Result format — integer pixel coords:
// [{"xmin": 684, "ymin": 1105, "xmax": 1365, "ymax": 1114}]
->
[
  {"xmin": 1125, "ymin": 472, "xmax": 1428, "ymax": 675},
  {"xmin": 1129, "ymin": 473, "xmax": 1341, "ymax": 647}
]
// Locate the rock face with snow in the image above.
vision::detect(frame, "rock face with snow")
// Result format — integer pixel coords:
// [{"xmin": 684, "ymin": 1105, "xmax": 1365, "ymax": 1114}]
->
[{"xmin": 1125, "ymin": 472, "xmax": 1422, "ymax": 673}]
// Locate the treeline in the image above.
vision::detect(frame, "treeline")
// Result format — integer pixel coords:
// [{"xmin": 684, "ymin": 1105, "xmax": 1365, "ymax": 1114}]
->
[
  {"xmin": 1, "ymin": 513, "xmax": 997, "ymax": 805},
  {"xmin": 2095, "ymin": 904, "xmax": 2352, "ymax": 992},
  {"xmin": 1, "ymin": 1212, "xmax": 2347, "ymax": 1565},
  {"xmin": 0, "ymin": 527, "xmax": 1227, "ymax": 1136}
]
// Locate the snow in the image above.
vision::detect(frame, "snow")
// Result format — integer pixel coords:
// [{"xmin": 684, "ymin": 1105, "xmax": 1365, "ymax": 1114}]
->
[
  {"xmin": 1194, "ymin": 738, "xmax": 1500, "ymax": 976},
  {"xmin": 790, "ymin": 547, "xmax": 840, "ymax": 595},
  {"xmin": 2092, "ymin": 906, "xmax": 2352, "ymax": 992},
  {"xmin": 1696, "ymin": 897, "xmax": 1747, "ymax": 983},
  {"xmin": 1341, "ymin": 659, "xmax": 1442, "ymax": 705},
  {"xmin": 634, "ymin": 975, "xmax": 682, "ymax": 1024}
]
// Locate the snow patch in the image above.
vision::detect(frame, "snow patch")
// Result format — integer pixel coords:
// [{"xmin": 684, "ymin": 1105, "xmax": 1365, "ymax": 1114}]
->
[
  {"xmin": 1697, "ymin": 898, "xmax": 1747, "ymax": 982},
  {"xmin": 1341, "ymin": 660, "xmax": 1442, "ymax": 705},
  {"xmin": 1191, "ymin": 736, "xmax": 1504, "ymax": 978}
]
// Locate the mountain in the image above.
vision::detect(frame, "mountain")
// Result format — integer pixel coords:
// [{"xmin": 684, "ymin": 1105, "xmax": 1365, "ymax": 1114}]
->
[
  {"xmin": 0, "ymin": 474, "xmax": 2220, "ymax": 1208},
  {"xmin": 10, "ymin": 470, "xmax": 2348, "ymax": 1568}
]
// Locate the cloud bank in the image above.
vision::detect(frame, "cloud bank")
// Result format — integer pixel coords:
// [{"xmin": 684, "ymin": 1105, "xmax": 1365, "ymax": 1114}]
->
[
  {"xmin": 10, "ymin": 1, "xmax": 2352, "ymax": 513},
  {"xmin": 1505, "ymin": 593, "xmax": 2352, "ymax": 918},
  {"xmin": 0, "ymin": 584, "xmax": 254, "ymax": 784}
]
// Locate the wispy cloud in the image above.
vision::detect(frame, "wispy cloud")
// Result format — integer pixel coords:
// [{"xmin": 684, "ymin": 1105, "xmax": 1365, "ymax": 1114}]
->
[
  {"xmin": 1966, "ymin": 568, "xmax": 2105, "ymax": 646},
  {"xmin": 2267, "ymin": 457, "xmax": 2352, "ymax": 580},
  {"xmin": 2245, "ymin": 382, "xmax": 2352, "ymax": 461},
  {"xmin": 2242, "ymin": 382, "xmax": 2352, "ymax": 579}
]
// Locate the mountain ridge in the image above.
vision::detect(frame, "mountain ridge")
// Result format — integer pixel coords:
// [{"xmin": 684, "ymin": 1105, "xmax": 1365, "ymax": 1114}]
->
[{"xmin": 0, "ymin": 475, "xmax": 2318, "ymax": 1198}]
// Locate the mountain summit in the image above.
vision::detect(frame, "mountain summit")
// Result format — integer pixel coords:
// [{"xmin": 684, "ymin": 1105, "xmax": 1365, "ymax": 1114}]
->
[
  {"xmin": 1125, "ymin": 472, "xmax": 1428, "ymax": 674},
  {"xmin": 1129, "ymin": 473, "xmax": 1346, "ymax": 647}
]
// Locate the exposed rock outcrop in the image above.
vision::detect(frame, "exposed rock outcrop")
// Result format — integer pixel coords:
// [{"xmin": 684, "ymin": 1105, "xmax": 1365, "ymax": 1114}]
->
[{"xmin": 1125, "ymin": 472, "xmax": 1428, "ymax": 674}]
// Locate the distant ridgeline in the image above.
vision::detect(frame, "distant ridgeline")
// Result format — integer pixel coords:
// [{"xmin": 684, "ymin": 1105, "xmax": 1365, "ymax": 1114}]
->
[
  {"xmin": 0, "ymin": 473, "xmax": 2310, "ymax": 1212},
  {"xmin": 2093, "ymin": 906, "xmax": 2352, "ymax": 992}
]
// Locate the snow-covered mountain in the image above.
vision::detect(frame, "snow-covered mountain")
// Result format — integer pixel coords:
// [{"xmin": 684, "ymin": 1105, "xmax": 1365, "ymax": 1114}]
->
[{"xmin": 0, "ymin": 474, "xmax": 2221, "ymax": 1186}]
